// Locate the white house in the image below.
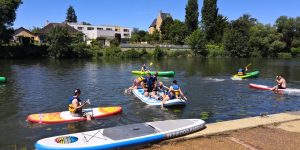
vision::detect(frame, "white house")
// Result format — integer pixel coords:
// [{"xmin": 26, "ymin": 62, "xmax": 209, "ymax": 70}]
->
[{"xmin": 68, "ymin": 23, "xmax": 133, "ymax": 46}]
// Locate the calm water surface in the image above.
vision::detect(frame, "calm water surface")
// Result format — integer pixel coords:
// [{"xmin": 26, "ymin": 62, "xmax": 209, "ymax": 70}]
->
[{"xmin": 0, "ymin": 58, "xmax": 300, "ymax": 149}]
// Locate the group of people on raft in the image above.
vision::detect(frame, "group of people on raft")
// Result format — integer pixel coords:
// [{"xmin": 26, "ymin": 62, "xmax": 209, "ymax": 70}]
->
[{"xmin": 129, "ymin": 71, "xmax": 187, "ymax": 109}]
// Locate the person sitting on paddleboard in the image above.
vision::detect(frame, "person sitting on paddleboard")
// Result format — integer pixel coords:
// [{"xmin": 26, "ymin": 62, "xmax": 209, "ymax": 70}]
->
[
  {"xmin": 129, "ymin": 77, "xmax": 144, "ymax": 90},
  {"xmin": 68, "ymin": 89, "xmax": 91, "ymax": 121},
  {"xmin": 271, "ymin": 75, "xmax": 287, "ymax": 91},
  {"xmin": 161, "ymin": 90, "xmax": 176, "ymax": 109},
  {"xmin": 142, "ymin": 72, "xmax": 156, "ymax": 97},
  {"xmin": 152, "ymin": 81, "xmax": 169, "ymax": 100},
  {"xmin": 169, "ymin": 80, "xmax": 188, "ymax": 100}
]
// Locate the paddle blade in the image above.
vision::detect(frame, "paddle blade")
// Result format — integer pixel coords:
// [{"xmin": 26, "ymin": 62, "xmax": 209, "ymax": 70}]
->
[
  {"xmin": 85, "ymin": 99, "xmax": 91, "ymax": 105},
  {"xmin": 150, "ymin": 62, "xmax": 153, "ymax": 66}
]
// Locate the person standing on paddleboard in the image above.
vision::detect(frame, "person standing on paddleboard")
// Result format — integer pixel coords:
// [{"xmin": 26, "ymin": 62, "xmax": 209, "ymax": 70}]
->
[
  {"xmin": 68, "ymin": 89, "xmax": 91, "ymax": 121},
  {"xmin": 271, "ymin": 75, "xmax": 287, "ymax": 91}
]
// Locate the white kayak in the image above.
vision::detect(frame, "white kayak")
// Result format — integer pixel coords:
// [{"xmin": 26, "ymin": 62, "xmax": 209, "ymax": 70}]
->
[
  {"xmin": 35, "ymin": 119, "xmax": 205, "ymax": 150},
  {"xmin": 132, "ymin": 89, "xmax": 186, "ymax": 107},
  {"xmin": 249, "ymin": 83, "xmax": 300, "ymax": 95}
]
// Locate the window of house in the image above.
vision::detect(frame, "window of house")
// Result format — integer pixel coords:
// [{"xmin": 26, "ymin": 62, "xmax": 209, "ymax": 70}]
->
[
  {"xmin": 87, "ymin": 27, "xmax": 94, "ymax": 30},
  {"xmin": 124, "ymin": 33, "xmax": 129, "ymax": 37},
  {"xmin": 106, "ymin": 28, "xmax": 112, "ymax": 31},
  {"xmin": 97, "ymin": 28, "xmax": 103, "ymax": 30},
  {"xmin": 77, "ymin": 27, "xmax": 84, "ymax": 30},
  {"xmin": 123, "ymin": 29, "xmax": 129, "ymax": 32}
]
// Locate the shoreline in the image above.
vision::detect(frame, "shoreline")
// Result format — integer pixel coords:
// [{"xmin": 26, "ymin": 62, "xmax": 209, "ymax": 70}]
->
[{"xmin": 145, "ymin": 111, "xmax": 300, "ymax": 149}]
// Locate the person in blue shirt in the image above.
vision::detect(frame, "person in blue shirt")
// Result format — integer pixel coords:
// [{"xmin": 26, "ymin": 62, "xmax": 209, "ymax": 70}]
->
[
  {"xmin": 141, "ymin": 64, "xmax": 147, "ymax": 72},
  {"xmin": 142, "ymin": 72, "xmax": 155, "ymax": 97}
]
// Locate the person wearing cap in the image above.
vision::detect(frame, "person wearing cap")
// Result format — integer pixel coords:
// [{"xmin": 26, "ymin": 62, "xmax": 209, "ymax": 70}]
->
[
  {"xmin": 142, "ymin": 72, "xmax": 156, "ymax": 97},
  {"xmin": 68, "ymin": 89, "xmax": 91, "ymax": 121},
  {"xmin": 169, "ymin": 80, "xmax": 187, "ymax": 100},
  {"xmin": 271, "ymin": 75, "xmax": 287, "ymax": 91}
]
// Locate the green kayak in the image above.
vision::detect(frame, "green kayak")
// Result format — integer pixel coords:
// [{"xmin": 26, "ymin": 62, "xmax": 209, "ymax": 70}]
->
[
  {"xmin": 232, "ymin": 71, "xmax": 260, "ymax": 79},
  {"xmin": 131, "ymin": 71, "xmax": 175, "ymax": 76},
  {"xmin": 0, "ymin": 77, "xmax": 6, "ymax": 83}
]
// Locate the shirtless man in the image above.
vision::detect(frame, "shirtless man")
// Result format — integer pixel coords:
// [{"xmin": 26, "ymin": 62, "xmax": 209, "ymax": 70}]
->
[{"xmin": 271, "ymin": 75, "xmax": 286, "ymax": 91}]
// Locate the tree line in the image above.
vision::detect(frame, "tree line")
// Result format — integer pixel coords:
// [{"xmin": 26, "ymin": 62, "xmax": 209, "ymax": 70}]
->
[
  {"xmin": 131, "ymin": 0, "xmax": 300, "ymax": 58},
  {"xmin": 1, "ymin": 0, "xmax": 300, "ymax": 58}
]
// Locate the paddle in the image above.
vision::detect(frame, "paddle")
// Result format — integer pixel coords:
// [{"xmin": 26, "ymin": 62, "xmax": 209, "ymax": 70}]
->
[
  {"xmin": 245, "ymin": 63, "xmax": 252, "ymax": 71},
  {"xmin": 81, "ymin": 99, "xmax": 91, "ymax": 107},
  {"xmin": 148, "ymin": 62, "xmax": 153, "ymax": 71}
]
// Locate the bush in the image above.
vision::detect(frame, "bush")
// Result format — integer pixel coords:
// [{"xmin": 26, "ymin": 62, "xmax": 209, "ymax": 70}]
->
[
  {"xmin": 291, "ymin": 47, "xmax": 300, "ymax": 57},
  {"xmin": 153, "ymin": 46, "xmax": 164, "ymax": 58},
  {"xmin": 206, "ymin": 44, "xmax": 228, "ymax": 57},
  {"xmin": 103, "ymin": 46, "xmax": 122, "ymax": 57},
  {"xmin": 167, "ymin": 50, "xmax": 190, "ymax": 57},
  {"xmin": 121, "ymin": 48, "xmax": 141, "ymax": 58},
  {"xmin": 277, "ymin": 52, "xmax": 292, "ymax": 58}
]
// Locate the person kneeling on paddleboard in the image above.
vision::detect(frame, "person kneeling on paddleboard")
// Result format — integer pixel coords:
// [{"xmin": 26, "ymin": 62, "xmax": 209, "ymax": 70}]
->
[
  {"xmin": 68, "ymin": 89, "xmax": 91, "ymax": 121},
  {"xmin": 169, "ymin": 80, "xmax": 188, "ymax": 100},
  {"xmin": 271, "ymin": 75, "xmax": 287, "ymax": 91}
]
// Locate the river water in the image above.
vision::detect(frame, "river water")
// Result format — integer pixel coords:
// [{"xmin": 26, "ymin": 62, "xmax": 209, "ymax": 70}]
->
[{"xmin": 0, "ymin": 58, "xmax": 300, "ymax": 149}]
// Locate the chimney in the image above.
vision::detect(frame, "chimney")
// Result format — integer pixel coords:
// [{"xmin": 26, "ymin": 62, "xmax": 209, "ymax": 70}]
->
[{"xmin": 46, "ymin": 20, "xmax": 49, "ymax": 25}]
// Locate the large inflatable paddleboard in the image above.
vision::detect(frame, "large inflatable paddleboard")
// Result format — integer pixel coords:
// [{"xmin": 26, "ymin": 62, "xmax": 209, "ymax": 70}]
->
[
  {"xmin": 131, "ymin": 71, "xmax": 175, "ymax": 76},
  {"xmin": 231, "ymin": 71, "xmax": 259, "ymax": 80},
  {"xmin": 35, "ymin": 119, "xmax": 205, "ymax": 150},
  {"xmin": 27, "ymin": 107, "xmax": 122, "ymax": 124},
  {"xmin": 132, "ymin": 89, "xmax": 186, "ymax": 107},
  {"xmin": 249, "ymin": 83, "xmax": 300, "ymax": 95}
]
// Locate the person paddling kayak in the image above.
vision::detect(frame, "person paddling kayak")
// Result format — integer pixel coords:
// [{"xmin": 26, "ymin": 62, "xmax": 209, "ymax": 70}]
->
[
  {"xmin": 141, "ymin": 64, "xmax": 148, "ymax": 72},
  {"xmin": 271, "ymin": 75, "xmax": 287, "ymax": 91},
  {"xmin": 68, "ymin": 89, "xmax": 91, "ymax": 121}
]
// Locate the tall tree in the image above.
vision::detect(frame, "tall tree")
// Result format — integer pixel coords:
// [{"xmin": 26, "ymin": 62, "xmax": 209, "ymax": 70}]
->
[
  {"xmin": 160, "ymin": 16, "xmax": 174, "ymax": 41},
  {"xmin": 47, "ymin": 26, "xmax": 72, "ymax": 59},
  {"xmin": 186, "ymin": 29, "xmax": 207, "ymax": 56},
  {"xmin": 275, "ymin": 16, "xmax": 295, "ymax": 51},
  {"xmin": 185, "ymin": 0, "xmax": 199, "ymax": 34},
  {"xmin": 0, "ymin": 0, "xmax": 22, "ymax": 44},
  {"xmin": 223, "ymin": 14, "xmax": 257, "ymax": 57},
  {"xmin": 66, "ymin": 6, "xmax": 77, "ymax": 23},
  {"xmin": 201, "ymin": 0, "xmax": 218, "ymax": 43}
]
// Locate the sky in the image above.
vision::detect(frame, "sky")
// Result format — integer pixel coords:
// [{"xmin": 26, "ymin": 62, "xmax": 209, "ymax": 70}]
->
[{"xmin": 14, "ymin": 0, "xmax": 300, "ymax": 30}]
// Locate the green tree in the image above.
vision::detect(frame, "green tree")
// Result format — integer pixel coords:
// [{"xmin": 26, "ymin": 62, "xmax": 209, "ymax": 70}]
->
[
  {"xmin": 0, "ymin": 0, "xmax": 22, "ymax": 44},
  {"xmin": 47, "ymin": 26, "xmax": 72, "ymax": 58},
  {"xmin": 66, "ymin": 6, "xmax": 77, "ymax": 23},
  {"xmin": 186, "ymin": 29, "xmax": 207, "ymax": 56},
  {"xmin": 168, "ymin": 20, "xmax": 189, "ymax": 45},
  {"xmin": 160, "ymin": 16, "xmax": 174, "ymax": 41},
  {"xmin": 214, "ymin": 14, "xmax": 229, "ymax": 43},
  {"xmin": 130, "ymin": 30, "xmax": 147, "ymax": 43},
  {"xmin": 153, "ymin": 46, "xmax": 164, "ymax": 58},
  {"xmin": 249, "ymin": 24, "xmax": 283, "ymax": 57},
  {"xmin": 275, "ymin": 16, "xmax": 295, "ymax": 51},
  {"xmin": 201, "ymin": 0, "xmax": 218, "ymax": 42},
  {"xmin": 223, "ymin": 14, "xmax": 257, "ymax": 57},
  {"xmin": 151, "ymin": 29, "xmax": 160, "ymax": 43},
  {"xmin": 185, "ymin": 0, "xmax": 199, "ymax": 34}
]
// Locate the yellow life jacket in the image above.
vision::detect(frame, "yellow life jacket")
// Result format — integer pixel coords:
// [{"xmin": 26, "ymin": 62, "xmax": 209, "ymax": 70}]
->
[
  {"xmin": 68, "ymin": 104, "xmax": 76, "ymax": 113},
  {"xmin": 172, "ymin": 85, "xmax": 180, "ymax": 96},
  {"xmin": 237, "ymin": 72, "xmax": 244, "ymax": 76}
]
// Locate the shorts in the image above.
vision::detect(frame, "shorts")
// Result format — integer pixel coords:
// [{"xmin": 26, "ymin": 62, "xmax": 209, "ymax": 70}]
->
[
  {"xmin": 146, "ymin": 87, "xmax": 153, "ymax": 92},
  {"xmin": 277, "ymin": 85, "xmax": 286, "ymax": 89},
  {"xmin": 71, "ymin": 110, "xmax": 87, "ymax": 117}
]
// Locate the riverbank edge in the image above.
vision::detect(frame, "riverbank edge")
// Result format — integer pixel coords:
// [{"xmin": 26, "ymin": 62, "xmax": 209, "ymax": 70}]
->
[{"xmin": 160, "ymin": 111, "xmax": 300, "ymax": 144}]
